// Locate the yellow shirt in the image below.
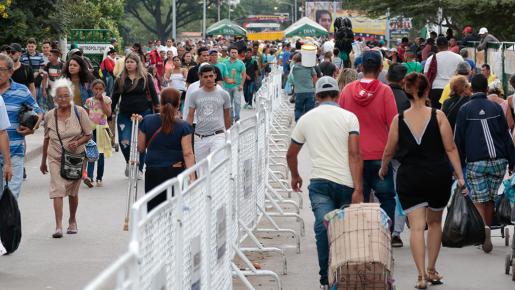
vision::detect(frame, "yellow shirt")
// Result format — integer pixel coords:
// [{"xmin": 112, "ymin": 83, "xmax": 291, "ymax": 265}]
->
[
  {"xmin": 439, "ymin": 83, "xmax": 451, "ymax": 104},
  {"xmin": 488, "ymin": 74, "xmax": 497, "ymax": 84}
]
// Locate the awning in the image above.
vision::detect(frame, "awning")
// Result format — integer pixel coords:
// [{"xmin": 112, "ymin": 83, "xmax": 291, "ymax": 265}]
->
[
  {"xmin": 284, "ymin": 17, "xmax": 328, "ymax": 38},
  {"xmin": 206, "ymin": 19, "xmax": 247, "ymax": 36}
]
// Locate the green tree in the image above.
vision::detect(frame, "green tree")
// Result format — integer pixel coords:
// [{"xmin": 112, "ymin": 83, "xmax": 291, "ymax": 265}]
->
[
  {"xmin": 125, "ymin": 0, "xmax": 219, "ymax": 41},
  {"xmin": 348, "ymin": 0, "xmax": 515, "ymax": 40}
]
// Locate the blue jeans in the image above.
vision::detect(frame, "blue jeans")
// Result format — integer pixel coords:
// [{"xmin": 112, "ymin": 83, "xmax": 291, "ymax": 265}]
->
[
  {"xmin": 294, "ymin": 92, "xmax": 315, "ymax": 121},
  {"xmin": 87, "ymin": 130, "xmax": 105, "ymax": 181},
  {"xmin": 308, "ymin": 178, "xmax": 354, "ymax": 285},
  {"xmin": 363, "ymin": 160, "xmax": 396, "ymax": 232},
  {"xmin": 243, "ymin": 80, "xmax": 255, "ymax": 106},
  {"xmin": 117, "ymin": 110, "xmax": 151, "ymax": 171},
  {"xmin": 226, "ymin": 87, "xmax": 242, "ymax": 122},
  {"xmin": 0, "ymin": 155, "xmax": 25, "ymax": 200}
]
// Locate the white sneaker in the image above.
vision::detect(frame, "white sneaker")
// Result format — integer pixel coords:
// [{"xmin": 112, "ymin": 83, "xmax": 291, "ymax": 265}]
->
[{"xmin": 137, "ymin": 170, "xmax": 144, "ymax": 180}]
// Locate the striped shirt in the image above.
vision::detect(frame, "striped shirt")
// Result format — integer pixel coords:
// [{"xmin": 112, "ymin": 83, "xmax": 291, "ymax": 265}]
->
[
  {"xmin": 20, "ymin": 52, "xmax": 45, "ymax": 72},
  {"xmin": 2, "ymin": 80, "xmax": 42, "ymax": 157}
]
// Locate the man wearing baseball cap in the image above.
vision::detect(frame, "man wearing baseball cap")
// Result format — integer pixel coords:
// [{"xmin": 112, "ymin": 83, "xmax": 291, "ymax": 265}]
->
[
  {"xmin": 338, "ymin": 50, "xmax": 398, "ymax": 230},
  {"xmin": 478, "ymin": 27, "xmax": 499, "ymax": 51},
  {"xmin": 287, "ymin": 76, "xmax": 363, "ymax": 289}
]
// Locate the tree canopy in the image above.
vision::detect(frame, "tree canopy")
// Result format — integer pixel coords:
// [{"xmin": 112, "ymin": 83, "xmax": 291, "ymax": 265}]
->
[{"xmin": 349, "ymin": 0, "xmax": 515, "ymax": 40}]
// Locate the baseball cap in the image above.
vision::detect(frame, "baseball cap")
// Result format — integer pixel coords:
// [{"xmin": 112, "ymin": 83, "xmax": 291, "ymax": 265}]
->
[
  {"xmin": 463, "ymin": 26, "xmax": 473, "ymax": 34},
  {"xmin": 315, "ymin": 76, "xmax": 339, "ymax": 94},
  {"xmin": 479, "ymin": 27, "xmax": 488, "ymax": 35},
  {"xmin": 208, "ymin": 49, "xmax": 218, "ymax": 55},
  {"xmin": 8, "ymin": 43, "xmax": 23, "ymax": 52},
  {"xmin": 362, "ymin": 51, "xmax": 382, "ymax": 69}
]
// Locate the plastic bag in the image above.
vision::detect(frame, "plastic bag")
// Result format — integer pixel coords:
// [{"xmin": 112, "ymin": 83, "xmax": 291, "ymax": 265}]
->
[
  {"xmin": 0, "ymin": 186, "xmax": 22, "ymax": 254},
  {"xmin": 442, "ymin": 188, "xmax": 485, "ymax": 248},
  {"xmin": 496, "ymin": 194, "xmax": 512, "ymax": 226}
]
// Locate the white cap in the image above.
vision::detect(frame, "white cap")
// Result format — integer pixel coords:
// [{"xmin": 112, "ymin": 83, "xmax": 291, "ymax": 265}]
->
[
  {"xmin": 479, "ymin": 27, "xmax": 488, "ymax": 35},
  {"xmin": 315, "ymin": 76, "xmax": 339, "ymax": 94}
]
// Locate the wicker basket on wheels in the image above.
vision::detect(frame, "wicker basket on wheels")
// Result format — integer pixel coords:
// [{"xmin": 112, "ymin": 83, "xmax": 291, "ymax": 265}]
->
[{"xmin": 325, "ymin": 203, "xmax": 394, "ymax": 290}]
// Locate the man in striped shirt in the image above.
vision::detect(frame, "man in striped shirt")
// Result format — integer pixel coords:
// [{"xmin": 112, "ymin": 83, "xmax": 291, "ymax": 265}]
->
[{"xmin": 0, "ymin": 53, "xmax": 43, "ymax": 199}]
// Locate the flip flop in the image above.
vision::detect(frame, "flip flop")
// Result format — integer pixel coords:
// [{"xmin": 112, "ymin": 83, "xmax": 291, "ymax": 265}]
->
[
  {"xmin": 52, "ymin": 230, "xmax": 63, "ymax": 238},
  {"xmin": 67, "ymin": 224, "xmax": 78, "ymax": 234}
]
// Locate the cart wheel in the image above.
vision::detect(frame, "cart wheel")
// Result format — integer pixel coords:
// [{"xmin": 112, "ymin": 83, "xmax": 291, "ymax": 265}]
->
[
  {"xmin": 506, "ymin": 254, "xmax": 512, "ymax": 275},
  {"xmin": 506, "ymin": 228, "xmax": 511, "ymax": 247}
]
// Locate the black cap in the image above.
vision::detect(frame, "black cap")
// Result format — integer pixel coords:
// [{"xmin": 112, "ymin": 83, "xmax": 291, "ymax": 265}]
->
[
  {"xmin": 108, "ymin": 47, "xmax": 117, "ymax": 55},
  {"xmin": 9, "ymin": 43, "xmax": 23, "ymax": 52},
  {"xmin": 362, "ymin": 51, "xmax": 382, "ymax": 69}
]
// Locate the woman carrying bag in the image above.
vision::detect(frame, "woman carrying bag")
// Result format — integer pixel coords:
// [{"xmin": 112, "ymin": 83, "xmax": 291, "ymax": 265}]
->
[
  {"xmin": 137, "ymin": 87, "xmax": 195, "ymax": 211},
  {"xmin": 40, "ymin": 78, "xmax": 92, "ymax": 238}
]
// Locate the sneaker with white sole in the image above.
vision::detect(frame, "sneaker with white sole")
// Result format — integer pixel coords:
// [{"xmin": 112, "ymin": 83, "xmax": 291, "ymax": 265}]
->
[
  {"xmin": 124, "ymin": 164, "xmax": 129, "ymax": 177},
  {"xmin": 482, "ymin": 226, "xmax": 493, "ymax": 253},
  {"xmin": 137, "ymin": 170, "xmax": 144, "ymax": 180}
]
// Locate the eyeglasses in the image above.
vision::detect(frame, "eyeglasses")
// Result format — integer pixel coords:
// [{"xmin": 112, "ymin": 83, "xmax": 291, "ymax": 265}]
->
[
  {"xmin": 0, "ymin": 67, "xmax": 10, "ymax": 73},
  {"xmin": 8, "ymin": 51, "xmax": 17, "ymax": 55}
]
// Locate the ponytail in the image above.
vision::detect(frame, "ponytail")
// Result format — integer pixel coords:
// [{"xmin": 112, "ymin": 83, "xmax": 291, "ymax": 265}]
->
[{"xmin": 159, "ymin": 87, "xmax": 181, "ymax": 134}]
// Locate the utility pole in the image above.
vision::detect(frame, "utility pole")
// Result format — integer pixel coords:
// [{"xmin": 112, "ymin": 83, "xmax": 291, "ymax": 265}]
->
[
  {"xmin": 294, "ymin": 0, "xmax": 297, "ymax": 22},
  {"xmin": 172, "ymin": 0, "xmax": 177, "ymax": 40},
  {"xmin": 217, "ymin": 0, "xmax": 221, "ymax": 22},
  {"xmin": 203, "ymin": 0, "xmax": 207, "ymax": 39}
]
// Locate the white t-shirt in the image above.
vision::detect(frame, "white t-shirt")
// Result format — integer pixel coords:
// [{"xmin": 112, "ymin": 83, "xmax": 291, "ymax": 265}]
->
[
  {"xmin": 0, "ymin": 96, "xmax": 11, "ymax": 131},
  {"xmin": 291, "ymin": 103, "xmax": 359, "ymax": 187},
  {"xmin": 183, "ymin": 81, "xmax": 201, "ymax": 123},
  {"xmin": 424, "ymin": 51, "xmax": 463, "ymax": 89},
  {"xmin": 165, "ymin": 46, "xmax": 178, "ymax": 57}
]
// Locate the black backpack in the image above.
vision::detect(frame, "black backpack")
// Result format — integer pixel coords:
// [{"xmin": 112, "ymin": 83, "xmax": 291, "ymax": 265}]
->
[{"xmin": 0, "ymin": 186, "xmax": 22, "ymax": 254}]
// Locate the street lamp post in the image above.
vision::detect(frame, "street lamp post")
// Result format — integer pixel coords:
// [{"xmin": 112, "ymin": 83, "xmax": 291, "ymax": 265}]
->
[
  {"xmin": 203, "ymin": 0, "xmax": 207, "ymax": 39},
  {"xmin": 172, "ymin": 0, "xmax": 177, "ymax": 40}
]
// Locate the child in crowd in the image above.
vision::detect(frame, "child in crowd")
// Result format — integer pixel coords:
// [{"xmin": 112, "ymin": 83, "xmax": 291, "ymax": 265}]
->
[{"xmin": 84, "ymin": 79, "xmax": 112, "ymax": 187}]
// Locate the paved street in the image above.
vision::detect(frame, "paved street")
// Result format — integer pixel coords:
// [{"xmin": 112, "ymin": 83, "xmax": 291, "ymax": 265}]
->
[
  {"xmin": 1, "ymin": 113, "xmax": 514, "ymax": 290},
  {"xmin": 235, "ymin": 147, "xmax": 515, "ymax": 290}
]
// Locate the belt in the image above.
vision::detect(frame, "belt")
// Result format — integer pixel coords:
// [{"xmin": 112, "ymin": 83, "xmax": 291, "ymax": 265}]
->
[{"xmin": 194, "ymin": 129, "xmax": 224, "ymax": 139}]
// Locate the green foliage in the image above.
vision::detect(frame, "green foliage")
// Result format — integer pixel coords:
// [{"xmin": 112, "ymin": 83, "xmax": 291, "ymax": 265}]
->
[
  {"xmin": 349, "ymin": 0, "xmax": 515, "ymax": 40},
  {"xmin": 0, "ymin": 0, "xmax": 125, "ymax": 47},
  {"xmin": 0, "ymin": 0, "xmax": 58, "ymax": 44}
]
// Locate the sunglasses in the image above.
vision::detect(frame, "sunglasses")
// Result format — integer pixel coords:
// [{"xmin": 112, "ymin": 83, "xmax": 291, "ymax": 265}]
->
[{"xmin": 7, "ymin": 51, "xmax": 17, "ymax": 55}]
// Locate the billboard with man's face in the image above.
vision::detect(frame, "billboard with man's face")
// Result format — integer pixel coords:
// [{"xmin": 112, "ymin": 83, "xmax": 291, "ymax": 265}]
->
[{"xmin": 305, "ymin": 2, "xmax": 387, "ymax": 40}]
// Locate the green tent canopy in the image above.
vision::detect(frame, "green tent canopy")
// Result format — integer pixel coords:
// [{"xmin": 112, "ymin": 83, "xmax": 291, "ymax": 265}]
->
[
  {"xmin": 206, "ymin": 19, "xmax": 247, "ymax": 36},
  {"xmin": 284, "ymin": 17, "xmax": 328, "ymax": 38}
]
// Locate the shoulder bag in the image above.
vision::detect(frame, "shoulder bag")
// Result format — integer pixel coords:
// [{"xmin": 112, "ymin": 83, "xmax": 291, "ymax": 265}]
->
[{"xmin": 55, "ymin": 109, "xmax": 86, "ymax": 180}]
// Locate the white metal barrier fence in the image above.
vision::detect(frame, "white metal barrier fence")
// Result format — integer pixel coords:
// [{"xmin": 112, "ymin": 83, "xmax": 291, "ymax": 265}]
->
[{"xmin": 84, "ymin": 66, "xmax": 303, "ymax": 290}]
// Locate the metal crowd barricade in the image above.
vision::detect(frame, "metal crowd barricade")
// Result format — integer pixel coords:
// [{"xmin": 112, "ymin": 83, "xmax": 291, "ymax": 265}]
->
[{"xmin": 83, "ymin": 65, "xmax": 297, "ymax": 290}]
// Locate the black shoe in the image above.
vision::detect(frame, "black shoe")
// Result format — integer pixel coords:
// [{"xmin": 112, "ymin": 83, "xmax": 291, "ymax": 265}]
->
[
  {"xmin": 23, "ymin": 167, "xmax": 27, "ymax": 180},
  {"xmin": 392, "ymin": 235, "xmax": 403, "ymax": 248}
]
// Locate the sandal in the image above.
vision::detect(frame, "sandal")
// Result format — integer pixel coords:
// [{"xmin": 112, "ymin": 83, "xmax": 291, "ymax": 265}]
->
[
  {"xmin": 83, "ymin": 178, "xmax": 94, "ymax": 188},
  {"xmin": 67, "ymin": 223, "xmax": 78, "ymax": 234},
  {"xmin": 426, "ymin": 269, "xmax": 443, "ymax": 285},
  {"xmin": 415, "ymin": 275, "xmax": 427, "ymax": 289},
  {"xmin": 52, "ymin": 229, "xmax": 63, "ymax": 239}
]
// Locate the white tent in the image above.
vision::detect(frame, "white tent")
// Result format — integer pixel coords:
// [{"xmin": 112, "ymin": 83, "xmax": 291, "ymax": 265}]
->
[{"xmin": 284, "ymin": 17, "xmax": 329, "ymax": 38}]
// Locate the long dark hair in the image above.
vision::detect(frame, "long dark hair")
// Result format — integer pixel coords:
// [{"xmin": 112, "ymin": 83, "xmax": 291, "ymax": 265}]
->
[
  {"xmin": 63, "ymin": 55, "xmax": 93, "ymax": 84},
  {"xmin": 160, "ymin": 87, "xmax": 181, "ymax": 134}
]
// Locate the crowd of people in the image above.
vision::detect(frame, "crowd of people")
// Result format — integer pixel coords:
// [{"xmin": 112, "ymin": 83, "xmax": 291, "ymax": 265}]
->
[
  {"xmin": 0, "ymin": 36, "xmax": 287, "ymax": 238},
  {"xmin": 285, "ymin": 26, "xmax": 514, "ymax": 289},
  {"xmin": 0, "ymin": 24, "xmax": 513, "ymax": 289}
]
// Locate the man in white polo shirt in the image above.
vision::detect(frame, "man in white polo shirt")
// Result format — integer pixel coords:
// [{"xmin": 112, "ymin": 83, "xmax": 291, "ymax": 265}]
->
[{"xmin": 286, "ymin": 76, "xmax": 363, "ymax": 289}]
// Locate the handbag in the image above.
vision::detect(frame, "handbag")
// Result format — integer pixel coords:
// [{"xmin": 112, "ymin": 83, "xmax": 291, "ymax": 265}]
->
[
  {"xmin": 72, "ymin": 106, "xmax": 99, "ymax": 162},
  {"xmin": 55, "ymin": 109, "xmax": 86, "ymax": 180}
]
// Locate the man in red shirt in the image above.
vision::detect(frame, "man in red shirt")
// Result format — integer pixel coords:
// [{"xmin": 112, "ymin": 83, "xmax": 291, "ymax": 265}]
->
[
  {"xmin": 338, "ymin": 50, "xmax": 398, "ymax": 230},
  {"xmin": 397, "ymin": 37, "xmax": 409, "ymax": 62}
]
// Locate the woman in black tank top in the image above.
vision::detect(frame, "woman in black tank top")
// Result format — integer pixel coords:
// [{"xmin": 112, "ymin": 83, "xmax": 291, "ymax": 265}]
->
[{"xmin": 379, "ymin": 73, "xmax": 466, "ymax": 289}]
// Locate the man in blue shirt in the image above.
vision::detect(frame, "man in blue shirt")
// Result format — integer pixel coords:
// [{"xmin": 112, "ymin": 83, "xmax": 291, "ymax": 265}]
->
[
  {"xmin": 281, "ymin": 43, "xmax": 291, "ymax": 88},
  {"xmin": 0, "ymin": 53, "xmax": 43, "ymax": 199}
]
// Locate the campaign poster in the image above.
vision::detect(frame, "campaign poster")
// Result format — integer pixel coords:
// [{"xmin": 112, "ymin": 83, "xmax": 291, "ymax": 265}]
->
[
  {"xmin": 389, "ymin": 17, "xmax": 413, "ymax": 42},
  {"xmin": 305, "ymin": 1, "xmax": 341, "ymax": 33}
]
